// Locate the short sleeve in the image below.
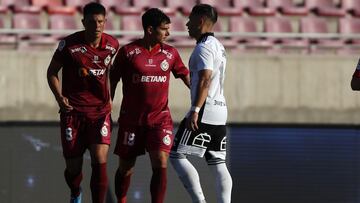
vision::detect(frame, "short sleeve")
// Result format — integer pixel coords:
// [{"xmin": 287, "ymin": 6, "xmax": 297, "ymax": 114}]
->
[
  {"xmin": 194, "ymin": 43, "xmax": 214, "ymax": 71},
  {"xmin": 171, "ymin": 48, "xmax": 189, "ymax": 78},
  {"xmin": 52, "ymin": 39, "xmax": 67, "ymax": 66}
]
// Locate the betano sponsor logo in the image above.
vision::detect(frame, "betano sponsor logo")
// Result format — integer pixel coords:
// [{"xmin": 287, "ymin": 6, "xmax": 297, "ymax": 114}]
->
[{"xmin": 132, "ymin": 74, "xmax": 167, "ymax": 83}]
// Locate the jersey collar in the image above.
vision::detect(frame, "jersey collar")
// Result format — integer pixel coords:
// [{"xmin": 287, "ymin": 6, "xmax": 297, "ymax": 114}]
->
[{"xmin": 196, "ymin": 32, "xmax": 214, "ymax": 44}]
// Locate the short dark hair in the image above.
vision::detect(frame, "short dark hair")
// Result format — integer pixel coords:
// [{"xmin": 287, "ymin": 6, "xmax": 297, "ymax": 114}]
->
[
  {"xmin": 83, "ymin": 2, "xmax": 106, "ymax": 17},
  {"xmin": 142, "ymin": 8, "xmax": 171, "ymax": 30},
  {"xmin": 191, "ymin": 4, "xmax": 218, "ymax": 23}
]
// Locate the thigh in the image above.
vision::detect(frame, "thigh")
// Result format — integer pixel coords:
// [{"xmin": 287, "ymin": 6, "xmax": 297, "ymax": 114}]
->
[
  {"xmin": 172, "ymin": 120, "xmax": 216, "ymax": 158},
  {"xmin": 86, "ymin": 113, "xmax": 112, "ymax": 146},
  {"xmin": 205, "ymin": 125, "xmax": 228, "ymax": 164},
  {"xmin": 145, "ymin": 121, "xmax": 174, "ymax": 154},
  {"xmin": 114, "ymin": 125, "xmax": 146, "ymax": 159},
  {"xmin": 60, "ymin": 113, "xmax": 86, "ymax": 158}
]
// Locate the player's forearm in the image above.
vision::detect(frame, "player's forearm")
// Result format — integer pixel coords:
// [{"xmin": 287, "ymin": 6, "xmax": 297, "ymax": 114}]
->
[
  {"xmin": 47, "ymin": 75, "xmax": 63, "ymax": 101},
  {"xmin": 181, "ymin": 74, "xmax": 191, "ymax": 89},
  {"xmin": 193, "ymin": 77, "xmax": 210, "ymax": 108}
]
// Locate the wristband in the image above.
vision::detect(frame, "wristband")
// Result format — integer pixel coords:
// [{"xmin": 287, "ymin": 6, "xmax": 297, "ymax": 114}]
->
[{"xmin": 191, "ymin": 106, "xmax": 200, "ymax": 113}]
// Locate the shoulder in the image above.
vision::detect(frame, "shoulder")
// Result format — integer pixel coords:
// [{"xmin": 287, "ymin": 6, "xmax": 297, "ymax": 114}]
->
[
  {"xmin": 102, "ymin": 32, "xmax": 119, "ymax": 46},
  {"xmin": 56, "ymin": 31, "xmax": 82, "ymax": 51}
]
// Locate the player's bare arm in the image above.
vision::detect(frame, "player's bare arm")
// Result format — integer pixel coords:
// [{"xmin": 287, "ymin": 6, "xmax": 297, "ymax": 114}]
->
[
  {"xmin": 47, "ymin": 58, "xmax": 73, "ymax": 112},
  {"xmin": 186, "ymin": 69, "xmax": 212, "ymax": 131},
  {"xmin": 180, "ymin": 74, "xmax": 191, "ymax": 89}
]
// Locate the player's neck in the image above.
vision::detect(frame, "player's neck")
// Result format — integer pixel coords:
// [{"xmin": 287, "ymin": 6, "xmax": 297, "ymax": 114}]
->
[
  {"xmin": 140, "ymin": 38, "xmax": 160, "ymax": 52},
  {"xmin": 85, "ymin": 33, "xmax": 101, "ymax": 48}
]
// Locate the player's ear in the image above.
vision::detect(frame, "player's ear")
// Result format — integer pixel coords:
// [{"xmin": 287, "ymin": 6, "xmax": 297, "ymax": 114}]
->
[{"xmin": 146, "ymin": 26, "xmax": 154, "ymax": 35}]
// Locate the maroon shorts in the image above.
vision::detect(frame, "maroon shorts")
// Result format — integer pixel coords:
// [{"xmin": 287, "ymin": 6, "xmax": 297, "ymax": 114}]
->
[
  {"xmin": 114, "ymin": 121, "xmax": 174, "ymax": 158},
  {"xmin": 60, "ymin": 112, "xmax": 112, "ymax": 158}
]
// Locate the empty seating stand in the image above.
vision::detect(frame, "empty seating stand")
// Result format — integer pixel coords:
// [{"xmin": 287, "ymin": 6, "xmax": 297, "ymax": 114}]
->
[{"xmin": 266, "ymin": 0, "xmax": 309, "ymax": 16}]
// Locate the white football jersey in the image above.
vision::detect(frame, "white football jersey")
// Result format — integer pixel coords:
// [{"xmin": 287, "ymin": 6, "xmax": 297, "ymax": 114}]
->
[{"xmin": 187, "ymin": 34, "xmax": 227, "ymax": 125}]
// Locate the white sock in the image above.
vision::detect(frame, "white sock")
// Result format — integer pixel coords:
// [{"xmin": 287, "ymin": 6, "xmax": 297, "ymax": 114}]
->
[
  {"xmin": 170, "ymin": 157, "xmax": 206, "ymax": 203},
  {"xmin": 209, "ymin": 163, "xmax": 232, "ymax": 203}
]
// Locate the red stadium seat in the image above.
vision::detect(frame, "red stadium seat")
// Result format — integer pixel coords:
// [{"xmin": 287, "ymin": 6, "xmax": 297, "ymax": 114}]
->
[
  {"xmin": 2, "ymin": 0, "xmax": 41, "ymax": 13},
  {"xmin": 31, "ymin": 0, "xmax": 63, "ymax": 8},
  {"xmin": 119, "ymin": 15, "xmax": 143, "ymax": 44},
  {"xmin": 266, "ymin": 0, "xmax": 309, "ymax": 16},
  {"xmin": 229, "ymin": 16, "xmax": 273, "ymax": 50},
  {"xmin": 167, "ymin": 15, "xmax": 193, "ymax": 47},
  {"xmin": 165, "ymin": 0, "xmax": 197, "ymax": 16},
  {"xmin": 98, "ymin": 0, "xmax": 129, "ymax": 11},
  {"xmin": 64, "ymin": 0, "xmax": 93, "ymax": 11},
  {"xmin": 132, "ymin": 0, "xmax": 176, "ymax": 15},
  {"xmin": 305, "ymin": 0, "xmax": 346, "ymax": 17},
  {"xmin": 234, "ymin": 0, "xmax": 276, "ymax": 16},
  {"xmin": 0, "ymin": 15, "xmax": 16, "ymax": 48},
  {"xmin": 13, "ymin": 13, "xmax": 57, "ymax": 48},
  {"xmin": 341, "ymin": 0, "xmax": 360, "ymax": 17},
  {"xmin": 199, "ymin": 0, "xmax": 242, "ymax": 16},
  {"xmin": 264, "ymin": 17, "xmax": 309, "ymax": 52},
  {"xmin": 300, "ymin": 17, "xmax": 343, "ymax": 53},
  {"xmin": 31, "ymin": 0, "xmax": 76, "ymax": 15},
  {"xmin": 338, "ymin": 17, "xmax": 360, "ymax": 54},
  {"xmin": 48, "ymin": 13, "xmax": 79, "ymax": 39}
]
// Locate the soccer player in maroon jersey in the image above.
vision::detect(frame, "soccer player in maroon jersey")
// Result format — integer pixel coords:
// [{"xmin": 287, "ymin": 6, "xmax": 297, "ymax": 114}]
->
[
  {"xmin": 110, "ymin": 8, "xmax": 190, "ymax": 203},
  {"xmin": 46, "ymin": 2, "xmax": 119, "ymax": 203}
]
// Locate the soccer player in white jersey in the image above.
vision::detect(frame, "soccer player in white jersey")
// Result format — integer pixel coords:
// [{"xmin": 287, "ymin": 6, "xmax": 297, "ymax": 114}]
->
[{"xmin": 170, "ymin": 4, "xmax": 232, "ymax": 203}]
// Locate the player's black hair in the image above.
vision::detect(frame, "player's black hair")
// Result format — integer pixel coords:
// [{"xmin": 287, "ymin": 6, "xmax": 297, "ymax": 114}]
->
[
  {"xmin": 83, "ymin": 2, "xmax": 106, "ymax": 17},
  {"xmin": 191, "ymin": 4, "xmax": 218, "ymax": 23},
  {"xmin": 142, "ymin": 8, "xmax": 171, "ymax": 30}
]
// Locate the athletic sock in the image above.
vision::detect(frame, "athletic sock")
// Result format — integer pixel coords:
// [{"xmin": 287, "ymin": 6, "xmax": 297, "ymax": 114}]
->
[
  {"xmin": 170, "ymin": 157, "xmax": 206, "ymax": 203},
  {"xmin": 115, "ymin": 169, "xmax": 131, "ymax": 203},
  {"xmin": 90, "ymin": 163, "xmax": 108, "ymax": 203},
  {"xmin": 150, "ymin": 167, "xmax": 167, "ymax": 203},
  {"xmin": 64, "ymin": 169, "xmax": 83, "ymax": 197},
  {"xmin": 209, "ymin": 163, "xmax": 233, "ymax": 203}
]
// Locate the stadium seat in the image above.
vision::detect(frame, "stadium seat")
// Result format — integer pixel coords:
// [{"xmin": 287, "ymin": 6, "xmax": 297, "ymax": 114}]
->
[
  {"xmin": 264, "ymin": 17, "xmax": 309, "ymax": 52},
  {"xmin": 234, "ymin": 0, "xmax": 276, "ymax": 16},
  {"xmin": 13, "ymin": 13, "xmax": 57, "ymax": 48},
  {"xmin": 132, "ymin": 0, "xmax": 176, "ymax": 15},
  {"xmin": 2, "ymin": 0, "xmax": 41, "ymax": 13},
  {"xmin": 305, "ymin": 0, "xmax": 346, "ymax": 17},
  {"xmin": 0, "ymin": 5, "xmax": 8, "ymax": 13},
  {"xmin": 31, "ymin": 0, "xmax": 76, "ymax": 15},
  {"xmin": 48, "ymin": 13, "xmax": 79, "ymax": 39},
  {"xmin": 64, "ymin": 0, "xmax": 93, "ymax": 11},
  {"xmin": 341, "ymin": 0, "xmax": 360, "ymax": 17},
  {"xmin": 0, "ymin": 15, "xmax": 16, "ymax": 48},
  {"xmin": 167, "ymin": 15, "xmax": 193, "ymax": 47},
  {"xmin": 337, "ymin": 17, "xmax": 360, "ymax": 54},
  {"xmin": 199, "ymin": 0, "xmax": 242, "ymax": 16},
  {"xmin": 229, "ymin": 16, "xmax": 273, "ymax": 50},
  {"xmin": 165, "ymin": 0, "xmax": 198, "ymax": 16},
  {"xmin": 300, "ymin": 17, "xmax": 343, "ymax": 53},
  {"xmin": 266, "ymin": 0, "xmax": 309, "ymax": 16},
  {"xmin": 98, "ymin": 0, "xmax": 129, "ymax": 11},
  {"xmin": 119, "ymin": 15, "xmax": 143, "ymax": 44}
]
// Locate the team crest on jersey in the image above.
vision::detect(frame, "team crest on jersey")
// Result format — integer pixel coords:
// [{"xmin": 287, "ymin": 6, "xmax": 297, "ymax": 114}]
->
[
  {"xmin": 160, "ymin": 59, "xmax": 169, "ymax": 71},
  {"xmin": 104, "ymin": 55, "xmax": 111, "ymax": 66},
  {"xmin": 57, "ymin": 40, "xmax": 65, "ymax": 51},
  {"xmin": 101, "ymin": 126, "xmax": 108, "ymax": 137},
  {"xmin": 163, "ymin": 134, "xmax": 171, "ymax": 146}
]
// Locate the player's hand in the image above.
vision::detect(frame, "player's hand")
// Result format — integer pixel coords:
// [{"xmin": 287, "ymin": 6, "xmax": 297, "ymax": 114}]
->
[
  {"xmin": 186, "ymin": 112, "xmax": 199, "ymax": 131},
  {"xmin": 56, "ymin": 95, "xmax": 73, "ymax": 112}
]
